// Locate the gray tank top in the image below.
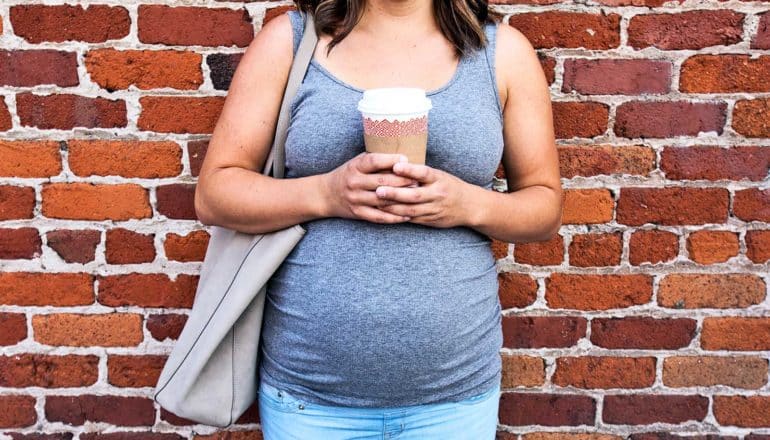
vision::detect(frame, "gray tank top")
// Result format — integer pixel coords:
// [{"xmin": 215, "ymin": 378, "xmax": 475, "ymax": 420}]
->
[{"xmin": 258, "ymin": 9, "xmax": 505, "ymax": 407}]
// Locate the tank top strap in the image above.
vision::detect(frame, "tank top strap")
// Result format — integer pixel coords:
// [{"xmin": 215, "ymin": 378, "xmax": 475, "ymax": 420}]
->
[
  {"xmin": 480, "ymin": 20, "xmax": 504, "ymax": 121},
  {"xmin": 286, "ymin": 9, "xmax": 305, "ymax": 58}
]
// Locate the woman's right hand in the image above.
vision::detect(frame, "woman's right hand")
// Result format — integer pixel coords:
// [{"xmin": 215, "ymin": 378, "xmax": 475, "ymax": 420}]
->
[{"xmin": 322, "ymin": 152, "xmax": 419, "ymax": 223}]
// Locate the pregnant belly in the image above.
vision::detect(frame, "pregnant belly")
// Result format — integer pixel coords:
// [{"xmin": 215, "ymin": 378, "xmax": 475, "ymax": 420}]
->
[{"xmin": 259, "ymin": 219, "xmax": 502, "ymax": 403}]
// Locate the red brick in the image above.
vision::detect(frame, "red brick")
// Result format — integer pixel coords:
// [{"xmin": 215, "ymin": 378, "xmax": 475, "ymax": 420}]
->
[
  {"xmin": 681, "ymin": 55, "xmax": 770, "ymax": 93},
  {"xmin": 498, "ymin": 272, "xmax": 537, "ymax": 309},
  {"xmin": 629, "ymin": 229, "xmax": 679, "ymax": 265},
  {"xmin": 507, "ymin": 12, "xmax": 620, "ymax": 49},
  {"xmin": 187, "ymin": 140, "xmax": 208, "ymax": 177},
  {"xmin": 164, "ymin": 230, "xmax": 209, "ymax": 262},
  {"xmin": 46, "ymin": 229, "xmax": 101, "ymax": 264},
  {"xmin": 513, "ymin": 234, "xmax": 564, "ymax": 265},
  {"xmin": 107, "ymin": 354, "xmax": 166, "ymax": 388},
  {"xmin": 686, "ymin": 231, "xmax": 740, "ymax": 264},
  {"xmin": 105, "ymin": 228, "xmax": 156, "ymax": 264},
  {"xmin": 713, "ymin": 395, "xmax": 770, "ymax": 427},
  {"xmin": 17, "ymin": 93, "xmax": 127, "ymax": 130},
  {"xmin": 540, "ymin": 55, "xmax": 556, "ymax": 85},
  {"xmin": 614, "ymin": 101, "xmax": 726, "ymax": 138},
  {"xmin": 702, "ymin": 317, "xmax": 770, "ymax": 351},
  {"xmin": 500, "ymin": 392, "xmax": 596, "ymax": 426},
  {"xmin": 0, "ymin": 227, "xmax": 41, "ymax": 259},
  {"xmin": 156, "ymin": 183, "xmax": 197, "ymax": 220},
  {"xmin": 568, "ymin": 232, "xmax": 622, "ymax": 267},
  {"xmin": 0, "ymin": 272, "xmax": 93, "ymax": 306},
  {"xmin": 0, "ymin": 140, "xmax": 61, "ymax": 177},
  {"xmin": 559, "ymin": 145, "xmax": 655, "ymax": 178},
  {"xmin": 0, "ymin": 97, "xmax": 11, "ymax": 131},
  {"xmin": 138, "ymin": 5, "xmax": 253, "ymax": 47},
  {"xmin": 0, "ymin": 395, "xmax": 36, "ymax": 428},
  {"xmin": 42, "ymin": 183, "xmax": 151, "ymax": 221},
  {"xmin": 733, "ymin": 98, "xmax": 770, "ymax": 137},
  {"xmin": 628, "ymin": 10, "xmax": 744, "ymax": 50},
  {"xmin": 97, "ymin": 273, "xmax": 197, "ymax": 308},
  {"xmin": 734, "ymin": 188, "xmax": 770, "ymax": 222},
  {"xmin": 0, "ymin": 312, "xmax": 27, "ymax": 345},
  {"xmin": 746, "ymin": 230, "xmax": 770, "ymax": 263},
  {"xmin": 603, "ymin": 394, "xmax": 708, "ymax": 424},
  {"xmin": 591, "ymin": 317, "xmax": 696, "ymax": 349},
  {"xmin": 147, "ymin": 313, "xmax": 187, "ymax": 341},
  {"xmin": 491, "ymin": 238, "xmax": 508, "ymax": 260},
  {"xmin": 0, "ymin": 50, "xmax": 78, "ymax": 87},
  {"xmin": 546, "ymin": 273, "xmax": 652, "ymax": 310},
  {"xmin": 552, "ymin": 101, "xmax": 609, "ymax": 139},
  {"xmin": 663, "ymin": 356, "xmax": 768, "ymax": 389},
  {"xmin": 501, "ymin": 354, "xmax": 545, "ymax": 387},
  {"xmin": 503, "ymin": 316, "xmax": 587, "ymax": 348},
  {"xmin": 33, "ymin": 313, "xmax": 143, "ymax": 347},
  {"xmin": 0, "ymin": 354, "xmax": 99, "ymax": 387},
  {"xmin": 617, "ymin": 187, "xmax": 729, "ymax": 226},
  {"xmin": 562, "ymin": 189, "xmax": 614, "ymax": 224},
  {"xmin": 10, "ymin": 4, "xmax": 130, "ymax": 43},
  {"xmin": 83, "ymin": 433, "xmax": 185, "ymax": 440},
  {"xmin": 659, "ymin": 273, "xmax": 764, "ymax": 308},
  {"xmin": 661, "ymin": 146, "xmax": 770, "ymax": 181},
  {"xmin": 0, "ymin": 185, "xmax": 35, "ymax": 220},
  {"xmin": 264, "ymin": 6, "xmax": 297, "ymax": 24},
  {"xmin": 68, "ymin": 140, "xmax": 183, "ymax": 178},
  {"xmin": 45, "ymin": 394, "xmax": 155, "ymax": 426},
  {"xmin": 751, "ymin": 11, "xmax": 770, "ymax": 49},
  {"xmin": 553, "ymin": 356, "xmax": 656, "ymax": 389},
  {"xmin": 138, "ymin": 96, "xmax": 224, "ymax": 134},
  {"xmin": 85, "ymin": 49, "xmax": 203, "ymax": 91},
  {"xmin": 563, "ymin": 59, "xmax": 671, "ymax": 95}
]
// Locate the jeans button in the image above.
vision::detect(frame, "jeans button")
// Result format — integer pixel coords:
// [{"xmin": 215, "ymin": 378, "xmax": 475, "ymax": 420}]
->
[
  {"xmin": 298, "ymin": 404, "xmax": 304, "ymax": 410},
  {"xmin": 277, "ymin": 391, "xmax": 282, "ymax": 397}
]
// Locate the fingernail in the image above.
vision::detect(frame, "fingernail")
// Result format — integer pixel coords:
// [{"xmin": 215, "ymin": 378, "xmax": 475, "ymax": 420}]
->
[
  {"xmin": 376, "ymin": 187, "xmax": 386, "ymax": 197},
  {"xmin": 399, "ymin": 155, "xmax": 408, "ymax": 162}
]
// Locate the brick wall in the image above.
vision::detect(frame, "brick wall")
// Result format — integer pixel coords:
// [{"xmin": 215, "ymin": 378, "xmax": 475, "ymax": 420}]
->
[{"xmin": 0, "ymin": 0, "xmax": 768, "ymax": 438}]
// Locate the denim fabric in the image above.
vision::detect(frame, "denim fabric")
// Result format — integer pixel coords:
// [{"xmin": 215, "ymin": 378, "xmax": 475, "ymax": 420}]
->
[{"xmin": 258, "ymin": 379, "xmax": 501, "ymax": 439}]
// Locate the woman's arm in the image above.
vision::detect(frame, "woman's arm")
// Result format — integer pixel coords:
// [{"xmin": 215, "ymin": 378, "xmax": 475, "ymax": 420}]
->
[
  {"xmin": 194, "ymin": 14, "xmax": 329, "ymax": 234},
  {"xmin": 464, "ymin": 22, "xmax": 563, "ymax": 243}
]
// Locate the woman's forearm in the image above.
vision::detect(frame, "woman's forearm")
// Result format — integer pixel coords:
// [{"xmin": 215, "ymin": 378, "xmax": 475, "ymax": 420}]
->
[
  {"xmin": 195, "ymin": 166, "xmax": 330, "ymax": 234},
  {"xmin": 464, "ymin": 183, "xmax": 563, "ymax": 244}
]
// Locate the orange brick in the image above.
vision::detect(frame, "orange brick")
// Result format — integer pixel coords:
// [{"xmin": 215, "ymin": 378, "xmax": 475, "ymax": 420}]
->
[
  {"xmin": 33, "ymin": 313, "xmax": 143, "ymax": 347},
  {"xmin": 702, "ymin": 317, "xmax": 770, "ymax": 351},
  {"xmin": 41, "ymin": 182, "xmax": 151, "ymax": 221},
  {"xmin": 562, "ymin": 189, "xmax": 614, "ymax": 224},
  {"xmin": 686, "ymin": 230, "xmax": 740, "ymax": 264},
  {"xmin": 546, "ymin": 273, "xmax": 652, "ymax": 310},
  {"xmin": 663, "ymin": 356, "xmax": 768, "ymax": 389},
  {"xmin": 0, "ymin": 272, "xmax": 93, "ymax": 306},
  {"xmin": 86, "ymin": 49, "xmax": 202, "ymax": 90},
  {"xmin": 68, "ymin": 140, "xmax": 182, "ymax": 178},
  {"xmin": 501, "ymin": 354, "xmax": 545, "ymax": 387},
  {"xmin": 0, "ymin": 140, "xmax": 61, "ymax": 177},
  {"xmin": 553, "ymin": 356, "xmax": 656, "ymax": 389},
  {"xmin": 659, "ymin": 273, "xmax": 764, "ymax": 309}
]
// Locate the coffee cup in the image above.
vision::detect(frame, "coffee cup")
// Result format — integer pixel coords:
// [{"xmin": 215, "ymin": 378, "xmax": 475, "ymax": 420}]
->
[{"xmin": 357, "ymin": 87, "xmax": 432, "ymax": 166}]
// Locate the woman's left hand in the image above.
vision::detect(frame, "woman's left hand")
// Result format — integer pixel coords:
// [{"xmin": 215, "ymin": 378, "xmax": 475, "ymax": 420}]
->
[{"xmin": 374, "ymin": 161, "xmax": 474, "ymax": 228}]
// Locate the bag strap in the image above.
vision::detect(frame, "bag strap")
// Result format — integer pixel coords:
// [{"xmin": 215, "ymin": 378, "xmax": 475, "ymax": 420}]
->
[{"xmin": 261, "ymin": 10, "xmax": 317, "ymax": 178}]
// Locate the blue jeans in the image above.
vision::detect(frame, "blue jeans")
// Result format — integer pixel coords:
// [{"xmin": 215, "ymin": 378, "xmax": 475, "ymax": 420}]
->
[{"xmin": 258, "ymin": 380, "xmax": 500, "ymax": 439}]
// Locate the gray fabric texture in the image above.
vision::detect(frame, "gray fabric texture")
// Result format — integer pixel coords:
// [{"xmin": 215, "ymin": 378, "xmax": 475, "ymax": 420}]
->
[{"xmin": 258, "ymin": 9, "xmax": 505, "ymax": 407}]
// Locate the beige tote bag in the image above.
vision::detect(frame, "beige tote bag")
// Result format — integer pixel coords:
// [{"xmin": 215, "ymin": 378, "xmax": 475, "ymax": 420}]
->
[{"xmin": 153, "ymin": 10, "xmax": 317, "ymax": 428}]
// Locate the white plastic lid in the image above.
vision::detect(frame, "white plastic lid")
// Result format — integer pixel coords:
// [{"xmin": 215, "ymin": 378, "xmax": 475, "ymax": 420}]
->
[{"xmin": 357, "ymin": 87, "xmax": 432, "ymax": 115}]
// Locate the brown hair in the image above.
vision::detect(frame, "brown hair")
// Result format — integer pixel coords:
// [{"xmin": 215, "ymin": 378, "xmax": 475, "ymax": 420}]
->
[{"xmin": 293, "ymin": 0, "xmax": 502, "ymax": 58}]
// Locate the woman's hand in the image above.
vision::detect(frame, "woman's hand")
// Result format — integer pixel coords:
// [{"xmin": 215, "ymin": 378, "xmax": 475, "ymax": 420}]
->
[
  {"xmin": 322, "ymin": 152, "xmax": 419, "ymax": 224},
  {"xmin": 374, "ymin": 161, "xmax": 474, "ymax": 228}
]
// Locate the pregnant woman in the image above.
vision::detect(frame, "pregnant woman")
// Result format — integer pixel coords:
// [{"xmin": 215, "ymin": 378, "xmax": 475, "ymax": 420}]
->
[{"xmin": 194, "ymin": 0, "xmax": 562, "ymax": 438}]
